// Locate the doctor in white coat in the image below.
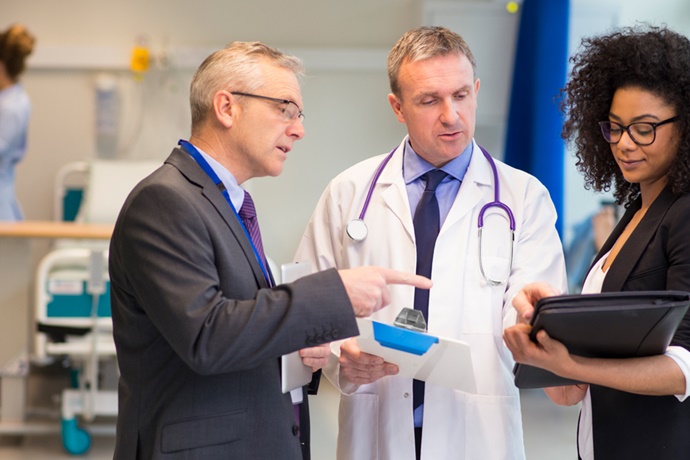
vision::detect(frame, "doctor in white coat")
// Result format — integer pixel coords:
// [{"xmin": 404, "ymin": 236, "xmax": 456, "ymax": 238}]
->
[{"xmin": 294, "ymin": 27, "xmax": 567, "ymax": 460}]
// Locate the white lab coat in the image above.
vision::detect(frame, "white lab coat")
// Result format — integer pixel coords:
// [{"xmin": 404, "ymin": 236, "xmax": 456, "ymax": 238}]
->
[{"xmin": 294, "ymin": 137, "xmax": 567, "ymax": 460}]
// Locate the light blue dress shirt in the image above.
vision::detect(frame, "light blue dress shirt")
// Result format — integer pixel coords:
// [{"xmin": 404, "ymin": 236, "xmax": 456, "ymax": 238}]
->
[
  {"xmin": 403, "ymin": 139, "xmax": 473, "ymax": 226},
  {"xmin": 193, "ymin": 145, "xmax": 246, "ymax": 211}
]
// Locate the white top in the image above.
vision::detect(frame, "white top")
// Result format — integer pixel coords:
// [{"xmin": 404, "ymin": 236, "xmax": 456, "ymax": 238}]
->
[{"xmin": 578, "ymin": 251, "xmax": 690, "ymax": 459}]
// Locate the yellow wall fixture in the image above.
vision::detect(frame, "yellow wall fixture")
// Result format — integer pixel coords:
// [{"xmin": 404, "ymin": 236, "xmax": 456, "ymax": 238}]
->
[{"xmin": 129, "ymin": 36, "xmax": 150, "ymax": 78}]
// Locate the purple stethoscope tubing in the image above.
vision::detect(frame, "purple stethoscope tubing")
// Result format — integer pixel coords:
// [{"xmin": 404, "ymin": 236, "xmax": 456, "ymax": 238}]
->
[
  {"xmin": 344, "ymin": 147, "xmax": 396, "ymax": 242},
  {"xmin": 476, "ymin": 145, "xmax": 515, "ymax": 285},
  {"xmin": 348, "ymin": 144, "xmax": 515, "ymax": 285},
  {"xmin": 358, "ymin": 147, "xmax": 397, "ymax": 220},
  {"xmin": 476, "ymin": 145, "xmax": 515, "ymax": 231}
]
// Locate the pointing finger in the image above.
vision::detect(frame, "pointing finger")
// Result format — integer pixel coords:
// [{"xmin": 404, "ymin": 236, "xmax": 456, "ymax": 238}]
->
[{"xmin": 380, "ymin": 268, "xmax": 432, "ymax": 289}]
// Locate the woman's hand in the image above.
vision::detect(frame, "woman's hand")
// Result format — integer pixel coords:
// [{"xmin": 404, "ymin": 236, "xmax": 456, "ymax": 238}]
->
[{"xmin": 504, "ymin": 324, "xmax": 575, "ymax": 378}]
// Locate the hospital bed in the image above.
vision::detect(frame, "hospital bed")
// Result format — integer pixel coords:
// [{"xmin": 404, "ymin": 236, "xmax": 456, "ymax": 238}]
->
[
  {"xmin": 31, "ymin": 159, "xmax": 159, "ymax": 454},
  {"xmin": 34, "ymin": 247, "xmax": 116, "ymax": 455}
]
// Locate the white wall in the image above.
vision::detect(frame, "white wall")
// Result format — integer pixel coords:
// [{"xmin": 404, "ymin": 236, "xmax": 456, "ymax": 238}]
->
[
  {"xmin": 14, "ymin": 0, "xmax": 690, "ymax": 261},
  {"xmin": 5, "ymin": 0, "xmax": 419, "ymax": 266}
]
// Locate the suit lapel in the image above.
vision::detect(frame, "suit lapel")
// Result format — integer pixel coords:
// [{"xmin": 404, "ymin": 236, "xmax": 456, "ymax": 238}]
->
[
  {"xmin": 602, "ymin": 187, "xmax": 677, "ymax": 291},
  {"xmin": 165, "ymin": 148, "xmax": 270, "ymax": 289}
]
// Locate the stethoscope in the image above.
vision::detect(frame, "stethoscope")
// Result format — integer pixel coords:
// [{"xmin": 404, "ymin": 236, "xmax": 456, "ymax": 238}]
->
[{"xmin": 346, "ymin": 144, "xmax": 515, "ymax": 286}]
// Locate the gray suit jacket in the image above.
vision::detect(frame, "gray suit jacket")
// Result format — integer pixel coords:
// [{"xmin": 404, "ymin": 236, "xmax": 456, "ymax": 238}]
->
[{"xmin": 109, "ymin": 147, "xmax": 358, "ymax": 459}]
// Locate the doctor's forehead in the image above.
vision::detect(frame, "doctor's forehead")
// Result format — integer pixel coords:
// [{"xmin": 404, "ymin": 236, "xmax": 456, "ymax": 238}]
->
[{"xmin": 398, "ymin": 55, "xmax": 476, "ymax": 93}]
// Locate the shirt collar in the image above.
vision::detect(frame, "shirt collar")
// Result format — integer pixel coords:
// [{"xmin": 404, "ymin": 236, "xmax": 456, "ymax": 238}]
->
[
  {"xmin": 402, "ymin": 139, "xmax": 474, "ymax": 185},
  {"xmin": 194, "ymin": 146, "xmax": 245, "ymax": 210}
]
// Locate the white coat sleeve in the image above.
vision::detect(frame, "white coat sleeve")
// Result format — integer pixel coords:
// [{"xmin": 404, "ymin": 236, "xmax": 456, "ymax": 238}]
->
[{"xmin": 294, "ymin": 181, "xmax": 360, "ymax": 394}]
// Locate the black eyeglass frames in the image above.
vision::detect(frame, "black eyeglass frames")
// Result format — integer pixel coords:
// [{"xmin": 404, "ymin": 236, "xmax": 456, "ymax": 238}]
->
[
  {"xmin": 230, "ymin": 91, "xmax": 304, "ymax": 122},
  {"xmin": 599, "ymin": 116, "xmax": 679, "ymax": 146}
]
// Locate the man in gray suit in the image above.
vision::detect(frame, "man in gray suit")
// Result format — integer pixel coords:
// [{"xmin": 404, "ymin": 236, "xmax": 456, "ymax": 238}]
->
[{"xmin": 109, "ymin": 41, "xmax": 431, "ymax": 459}]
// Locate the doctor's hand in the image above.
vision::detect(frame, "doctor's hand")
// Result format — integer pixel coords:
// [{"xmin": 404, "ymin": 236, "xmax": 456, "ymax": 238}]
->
[
  {"xmin": 512, "ymin": 282, "xmax": 560, "ymax": 323},
  {"xmin": 339, "ymin": 338, "xmax": 399, "ymax": 385},
  {"xmin": 299, "ymin": 344, "xmax": 331, "ymax": 372},
  {"xmin": 338, "ymin": 267, "xmax": 432, "ymax": 318}
]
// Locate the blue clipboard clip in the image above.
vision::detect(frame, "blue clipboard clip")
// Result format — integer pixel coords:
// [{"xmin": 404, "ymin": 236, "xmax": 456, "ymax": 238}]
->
[{"xmin": 372, "ymin": 308, "xmax": 439, "ymax": 356}]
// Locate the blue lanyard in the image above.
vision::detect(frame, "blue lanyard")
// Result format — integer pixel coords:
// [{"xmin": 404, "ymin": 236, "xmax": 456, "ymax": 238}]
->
[{"xmin": 178, "ymin": 139, "xmax": 273, "ymax": 286}]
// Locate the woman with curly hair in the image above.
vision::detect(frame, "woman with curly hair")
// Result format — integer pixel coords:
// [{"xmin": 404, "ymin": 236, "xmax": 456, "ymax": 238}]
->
[
  {"xmin": 504, "ymin": 25, "xmax": 690, "ymax": 459},
  {"xmin": 0, "ymin": 23, "xmax": 35, "ymax": 221}
]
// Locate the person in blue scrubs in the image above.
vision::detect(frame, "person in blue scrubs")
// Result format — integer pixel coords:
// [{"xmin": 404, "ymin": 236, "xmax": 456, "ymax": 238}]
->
[{"xmin": 0, "ymin": 24, "xmax": 35, "ymax": 221}]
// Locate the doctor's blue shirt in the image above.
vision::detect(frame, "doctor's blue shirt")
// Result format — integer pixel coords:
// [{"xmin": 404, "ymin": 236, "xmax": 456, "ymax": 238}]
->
[{"xmin": 403, "ymin": 138, "xmax": 473, "ymax": 225}]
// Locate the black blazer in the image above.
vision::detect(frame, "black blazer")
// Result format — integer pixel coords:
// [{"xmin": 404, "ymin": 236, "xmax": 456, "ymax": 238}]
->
[
  {"xmin": 109, "ymin": 148, "xmax": 358, "ymax": 459},
  {"xmin": 588, "ymin": 186, "xmax": 690, "ymax": 459}
]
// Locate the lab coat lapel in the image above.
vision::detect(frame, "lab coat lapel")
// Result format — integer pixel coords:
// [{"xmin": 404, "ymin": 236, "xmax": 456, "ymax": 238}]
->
[
  {"xmin": 601, "ymin": 187, "xmax": 676, "ymax": 292},
  {"xmin": 441, "ymin": 141, "xmax": 491, "ymax": 234},
  {"xmin": 379, "ymin": 138, "xmax": 415, "ymax": 242},
  {"xmin": 166, "ymin": 148, "xmax": 270, "ymax": 289}
]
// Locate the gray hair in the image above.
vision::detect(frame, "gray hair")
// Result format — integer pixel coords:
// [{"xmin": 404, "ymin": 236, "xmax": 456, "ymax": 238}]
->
[
  {"xmin": 189, "ymin": 41, "xmax": 304, "ymax": 130},
  {"xmin": 387, "ymin": 26, "xmax": 476, "ymax": 98}
]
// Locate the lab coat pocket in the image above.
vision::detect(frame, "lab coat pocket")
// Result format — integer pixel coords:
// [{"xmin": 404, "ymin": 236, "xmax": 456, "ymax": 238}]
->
[
  {"xmin": 464, "ymin": 393, "xmax": 523, "ymax": 460},
  {"xmin": 337, "ymin": 393, "xmax": 379, "ymax": 460}
]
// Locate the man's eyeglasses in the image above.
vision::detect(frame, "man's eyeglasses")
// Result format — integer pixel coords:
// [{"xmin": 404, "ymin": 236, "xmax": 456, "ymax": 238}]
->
[
  {"xmin": 231, "ymin": 91, "xmax": 304, "ymax": 122},
  {"xmin": 599, "ymin": 116, "xmax": 679, "ymax": 146}
]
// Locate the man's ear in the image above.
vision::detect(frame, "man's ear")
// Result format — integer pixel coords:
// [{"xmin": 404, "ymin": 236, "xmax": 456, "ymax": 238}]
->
[
  {"xmin": 213, "ymin": 90, "xmax": 236, "ymax": 128},
  {"xmin": 388, "ymin": 93, "xmax": 406, "ymax": 124}
]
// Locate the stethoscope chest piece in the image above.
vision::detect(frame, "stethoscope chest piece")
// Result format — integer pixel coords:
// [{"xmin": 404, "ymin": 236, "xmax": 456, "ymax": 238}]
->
[{"xmin": 346, "ymin": 219, "xmax": 368, "ymax": 242}]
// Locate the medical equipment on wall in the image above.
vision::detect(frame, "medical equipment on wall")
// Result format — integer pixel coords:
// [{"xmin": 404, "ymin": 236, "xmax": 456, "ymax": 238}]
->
[
  {"xmin": 129, "ymin": 35, "xmax": 151, "ymax": 79},
  {"xmin": 346, "ymin": 145, "xmax": 515, "ymax": 286},
  {"xmin": 94, "ymin": 74, "xmax": 120, "ymax": 159}
]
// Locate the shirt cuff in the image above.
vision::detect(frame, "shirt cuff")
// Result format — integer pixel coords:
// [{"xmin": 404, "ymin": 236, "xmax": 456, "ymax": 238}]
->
[{"xmin": 665, "ymin": 346, "xmax": 690, "ymax": 401}]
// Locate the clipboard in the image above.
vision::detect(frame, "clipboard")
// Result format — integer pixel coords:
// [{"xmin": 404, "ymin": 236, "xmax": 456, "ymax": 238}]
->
[
  {"xmin": 355, "ymin": 314, "xmax": 477, "ymax": 393},
  {"xmin": 513, "ymin": 290, "xmax": 690, "ymax": 389},
  {"xmin": 280, "ymin": 262, "xmax": 314, "ymax": 397}
]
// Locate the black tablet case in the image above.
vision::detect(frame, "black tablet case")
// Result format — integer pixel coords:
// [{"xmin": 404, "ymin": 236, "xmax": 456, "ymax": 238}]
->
[{"xmin": 513, "ymin": 291, "xmax": 690, "ymax": 389}]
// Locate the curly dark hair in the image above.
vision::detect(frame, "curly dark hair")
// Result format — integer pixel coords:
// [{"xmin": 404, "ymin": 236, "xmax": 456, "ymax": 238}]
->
[{"xmin": 560, "ymin": 24, "xmax": 690, "ymax": 205}]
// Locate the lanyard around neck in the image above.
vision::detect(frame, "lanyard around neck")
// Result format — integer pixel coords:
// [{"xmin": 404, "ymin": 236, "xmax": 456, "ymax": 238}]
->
[{"xmin": 178, "ymin": 139, "xmax": 273, "ymax": 286}]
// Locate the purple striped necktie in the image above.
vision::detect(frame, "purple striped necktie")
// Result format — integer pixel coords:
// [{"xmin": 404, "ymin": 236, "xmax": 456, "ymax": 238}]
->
[
  {"xmin": 238, "ymin": 190, "xmax": 268, "ymax": 270},
  {"xmin": 240, "ymin": 191, "xmax": 300, "ymax": 428}
]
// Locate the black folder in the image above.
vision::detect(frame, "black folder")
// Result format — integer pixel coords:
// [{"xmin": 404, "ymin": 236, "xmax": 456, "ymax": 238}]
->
[{"xmin": 513, "ymin": 291, "xmax": 690, "ymax": 389}]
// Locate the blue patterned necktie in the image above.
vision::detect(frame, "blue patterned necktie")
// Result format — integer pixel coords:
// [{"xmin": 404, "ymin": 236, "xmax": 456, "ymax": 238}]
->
[{"xmin": 412, "ymin": 169, "xmax": 447, "ymax": 412}]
